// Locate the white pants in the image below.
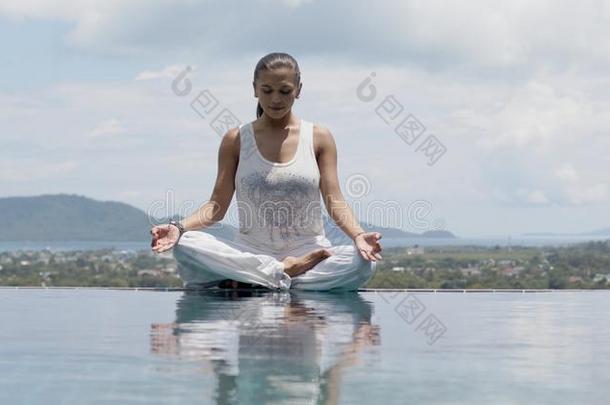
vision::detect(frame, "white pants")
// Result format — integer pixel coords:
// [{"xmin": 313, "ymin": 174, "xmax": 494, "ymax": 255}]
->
[{"xmin": 172, "ymin": 231, "xmax": 376, "ymax": 291}]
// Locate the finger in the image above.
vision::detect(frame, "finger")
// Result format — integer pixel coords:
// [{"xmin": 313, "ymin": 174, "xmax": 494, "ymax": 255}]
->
[
  {"xmin": 358, "ymin": 250, "xmax": 369, "ymax": 261},
  {"xmin": 152, "ymin": 242, "xmax": 167, "ymax": 252},
  {"xmin": 160, "ymin": 241, "xmax": 173, "ymax": 250},
  {"xmin": 374, "ymin": 252, "xmax": 383, "ymax": 260},
  {"xmin": 367, "ymin": 251, "xmax": 377, "ymax": 262},
  {"xmin": 362, "ymin": 250, "xmax": 375, "ymax": 262},
  {"xmin": 376, "ymin": 233, "xmax": 382, "ymax": 240},
  {"xmin": 160, "ymin": 241, "xmax": 177, "ymax": 252},
  {"xmin": 160, "ymin": 244, "xmax": 175, "ymax": 253}
]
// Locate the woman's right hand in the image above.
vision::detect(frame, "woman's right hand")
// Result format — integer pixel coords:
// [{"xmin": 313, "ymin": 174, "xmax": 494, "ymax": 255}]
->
[{"xmin": 151, "ymin": 224, "xmax": 181, "ymax": 253}]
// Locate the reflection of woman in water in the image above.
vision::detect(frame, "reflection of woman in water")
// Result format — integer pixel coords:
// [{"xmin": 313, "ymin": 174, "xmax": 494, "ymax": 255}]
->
[
  {"xmin": 150, "ymin": 291, "xmax": 380, "ymax": 404},
  {"xmin": 149, "ymin": 52, "xmax": 382, "ymax": 291}
]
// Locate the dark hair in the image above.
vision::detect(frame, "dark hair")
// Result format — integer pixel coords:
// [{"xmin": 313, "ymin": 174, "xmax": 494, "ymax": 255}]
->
[{"xmin": 253, "ymin": 52, "xmax": 301, "ymax": 118}]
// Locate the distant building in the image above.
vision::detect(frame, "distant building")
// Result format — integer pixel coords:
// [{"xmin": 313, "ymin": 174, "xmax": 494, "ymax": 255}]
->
[
  {"xmin": 406, "ymin": 245, "xmax": 424, "ymax": 255},
  {"xmin": 138, "ymin": 269, "xmax": 162, "ymax": 277},
  {"xmin": 460, "ymin": 267, "xmax": 481, "ymax": 276},
  {"xmin": 392, "ymin": 266, "xmax": 405, "ymax": 272},
  {"xmin": 500, "ymin": 266, "xmax": 523, "ymax": 277}
]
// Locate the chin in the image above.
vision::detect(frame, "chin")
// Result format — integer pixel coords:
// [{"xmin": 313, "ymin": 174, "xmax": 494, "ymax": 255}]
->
[{"xmin": 266, "ymin": 109, "xmax": 287, "ymax": 117}]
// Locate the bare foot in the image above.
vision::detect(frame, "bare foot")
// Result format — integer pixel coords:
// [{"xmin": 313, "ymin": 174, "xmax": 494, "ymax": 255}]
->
[{"xmin": 282, "ymin": 249, "xmax": 332, "ymax": 277}]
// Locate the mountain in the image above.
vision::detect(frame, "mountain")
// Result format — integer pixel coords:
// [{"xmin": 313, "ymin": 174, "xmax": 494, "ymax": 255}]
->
[
  {"xmin": 583, "ymin": 228, "xmax": 610, "ymax": 236},
  {"xmin": 354, "ymin": 222, "xmax": 454, "ymax": 239},
  {"xmin": 0, "ymin": 194, "xmax": 455, "ymax": 241},
  {"xmin": 0, "ymin": 194, "xmax": 155, "ymax": 241},
  {"xmin": 523, "ymin": 228, "xmax": 610, "ymax": 237}
]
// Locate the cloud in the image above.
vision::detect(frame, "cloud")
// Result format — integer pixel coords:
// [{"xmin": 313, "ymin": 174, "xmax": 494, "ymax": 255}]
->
[
  {"xmin": 0, "ymin": 160, "xmax": 78, "ymax": 182},
  {"xmin": 2, "ymin": 0, "xmax": 610, "ymax": 234},
  {"xmin": 134, "ymin": 64, "xmax": 192, "ymax": 81},
  {"xmin": 88, "ymin": 118, "xmax": 128, "ymax": 138},
  {"xmin": 555, "ymin": 163, "xmax": 579, "ymax": 182},
  {"xmin": 517, "ymin": 189, "xmax": 550, "ymax": 205},
  {"xmin": 564, "ymin": 183, "xmax": 608, "ymax": 205},
  {"xmin": 554, "ymin": 163, "xmax": 608, "ymax": 205},
  {"xmin": 2, "ymin": 0, "xmax": 610, "ymax": 74}
]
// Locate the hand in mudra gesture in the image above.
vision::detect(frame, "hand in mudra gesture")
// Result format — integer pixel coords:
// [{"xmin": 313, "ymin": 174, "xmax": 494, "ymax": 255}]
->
[
  {"xmin": 150, "ymin": 224, "xmax": 181, "ymax": 253},
  {"xmin": 354, "ymin": 232, "xmax": 383, "ymax": 262}
]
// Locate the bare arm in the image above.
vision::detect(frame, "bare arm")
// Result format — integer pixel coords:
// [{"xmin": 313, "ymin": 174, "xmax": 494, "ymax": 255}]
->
[
  {"xmin": 315, "ymin": 125, "xmax": 383, "ymax": 261},
  {"xmin": 315, "ymin": 125, "xmax": 365, "ymax": 240},
  {"xmin": 180, "ymin": 128, "xmax": 240, "ymax": 231}
]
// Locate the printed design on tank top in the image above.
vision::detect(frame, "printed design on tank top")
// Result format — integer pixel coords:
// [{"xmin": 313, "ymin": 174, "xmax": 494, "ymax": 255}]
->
[{"xmin": 238, "ymin": 171, "xmax": 323, "ymax": 242}]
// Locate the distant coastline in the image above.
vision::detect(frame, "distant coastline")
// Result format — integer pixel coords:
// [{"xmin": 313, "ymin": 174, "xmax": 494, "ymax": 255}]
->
[
  {"xmin": 1, "ymin": 235, "xmax": 608, "ymax": 253},
  {"xmin": 0, "ymin": 194, "xmax": 455, "ymax": 242}
]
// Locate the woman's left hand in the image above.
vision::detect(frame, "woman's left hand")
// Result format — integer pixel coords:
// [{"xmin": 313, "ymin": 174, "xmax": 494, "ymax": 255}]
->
[{"xmin": 354, "ymin": 232, "xmax": 383, "ymax": 261}]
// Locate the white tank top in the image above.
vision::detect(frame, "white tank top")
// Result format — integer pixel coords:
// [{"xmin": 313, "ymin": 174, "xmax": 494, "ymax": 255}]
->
[{"xmin": 234, "ymin": 118, "xmax": 327, "ymax": 253}]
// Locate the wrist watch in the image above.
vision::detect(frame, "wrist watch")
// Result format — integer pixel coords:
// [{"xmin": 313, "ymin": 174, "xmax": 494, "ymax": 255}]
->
[{"xmin": 168, "ymin": 220, "xmax": 186, "ymax": 236}]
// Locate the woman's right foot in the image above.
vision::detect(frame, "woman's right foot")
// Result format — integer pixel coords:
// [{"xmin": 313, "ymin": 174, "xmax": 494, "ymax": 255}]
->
[{"xmin": 282, "ymin": 249, "xmax": 332, "ymax": 277}]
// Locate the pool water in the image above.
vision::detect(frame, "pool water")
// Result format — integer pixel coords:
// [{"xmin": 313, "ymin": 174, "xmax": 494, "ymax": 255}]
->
[{"xmin": 1, "ymin": 289, "xmax": 609, "ymax": 404}]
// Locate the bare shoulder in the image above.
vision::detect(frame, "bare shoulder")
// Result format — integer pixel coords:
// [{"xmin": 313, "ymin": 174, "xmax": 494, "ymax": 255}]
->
[
  {"xmin": 223, "ymin": 126, "xmax": 240, "ymax": 143},
  {"xmin": 219, "ymin": 126, "xmax": 241, "ymax": 158},
  {"xmin": 312, "ymin": 123, "xmax": 336, "ymax": 157}
]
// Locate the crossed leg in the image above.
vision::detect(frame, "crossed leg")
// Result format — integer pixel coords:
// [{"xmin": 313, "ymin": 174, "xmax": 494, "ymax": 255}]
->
[{"xmin": 173, "ymin": 231, "xmax": 376, "ymax": 291}]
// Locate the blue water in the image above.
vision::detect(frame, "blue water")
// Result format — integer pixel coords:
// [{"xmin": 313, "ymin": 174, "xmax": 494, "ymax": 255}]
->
[{"xmin": 1, "ymin": 289, "xmax": 609, "ymax": 404}]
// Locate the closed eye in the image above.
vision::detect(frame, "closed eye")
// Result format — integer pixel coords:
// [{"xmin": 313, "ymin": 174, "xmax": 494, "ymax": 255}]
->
[{"xmin": 262, "ymin": 89, "xmax": 292, "ymax": 95}]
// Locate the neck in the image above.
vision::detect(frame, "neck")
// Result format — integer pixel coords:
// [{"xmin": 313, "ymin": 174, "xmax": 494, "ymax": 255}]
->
[{"xmin": 260, "ymin": 111, "xmax": 298, "ymax": 129}]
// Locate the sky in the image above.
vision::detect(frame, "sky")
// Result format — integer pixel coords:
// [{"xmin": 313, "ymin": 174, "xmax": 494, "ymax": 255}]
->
[{"xmin": 1, "ymin": 0, "xmax": 610, "ymax": 237}]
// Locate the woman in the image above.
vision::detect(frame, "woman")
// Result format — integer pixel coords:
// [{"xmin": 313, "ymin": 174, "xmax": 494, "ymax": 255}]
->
[{"xmin": 150, "ymin": 52, "xmax": 382, "ymax": 291}]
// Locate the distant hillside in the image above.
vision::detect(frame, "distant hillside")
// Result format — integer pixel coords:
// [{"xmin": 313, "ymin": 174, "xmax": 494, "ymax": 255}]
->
[
  {"xmin": 0, "ymin": 194, "xmax": 154, "ymax": 241},
  {"xmin": 355, "ymin": 222, "xmax": 454, "ymax": 239},
  {"xmin": 582, "ymin": 228, "xmax": 610, "ymax": 236},
  {"xmin": 523, "ymin": 228, "xmax": 610, "ymax": 237},
  {"xmin": 0, "ymin": 194, "xmax": 456, "ymax": 241}
]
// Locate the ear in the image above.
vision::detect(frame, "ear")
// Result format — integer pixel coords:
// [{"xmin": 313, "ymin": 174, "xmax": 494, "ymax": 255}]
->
[{"xmin": 296, "ymin": 82, "xmax": 302, "ymax": 99}]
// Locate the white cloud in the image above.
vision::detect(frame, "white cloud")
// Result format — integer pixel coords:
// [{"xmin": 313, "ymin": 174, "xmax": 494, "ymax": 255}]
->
[
  {"xmin": 0, "ymin": 160, "xmax": 78, "ymax": 182},
  {"xmin": 564, "ymin": 183, "xmax": 608, "ymax": 205},
  {"xmin": 555, "ymin": 163, "xmax": 579, "ymax": 182},
  {"xmin": 520, "ymin": 189, "xmax": 550, "ymax": 205},
  {"xmin": 88, "ymin": 118, "xmax": 128, "ymax": 138},
  {"xmin": 2, "ymin": 0, "xmax": 610, "ymax": 234},
  {"xmin": 134, "ymin": 64, "xmax": 193, "ymax": 81},
  {"xmin": 553, "ymin": 163, "xmax": 608, "ymax": 205},
  {"xmin": 2, "ymin": 0, "xmax": 610, "ymax": 74}
]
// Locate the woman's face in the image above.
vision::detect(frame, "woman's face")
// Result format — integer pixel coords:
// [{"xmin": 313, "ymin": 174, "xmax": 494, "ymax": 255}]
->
[{"xmin": 253, "ymin": 66, "xmax": 301, "ymax": 119}]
